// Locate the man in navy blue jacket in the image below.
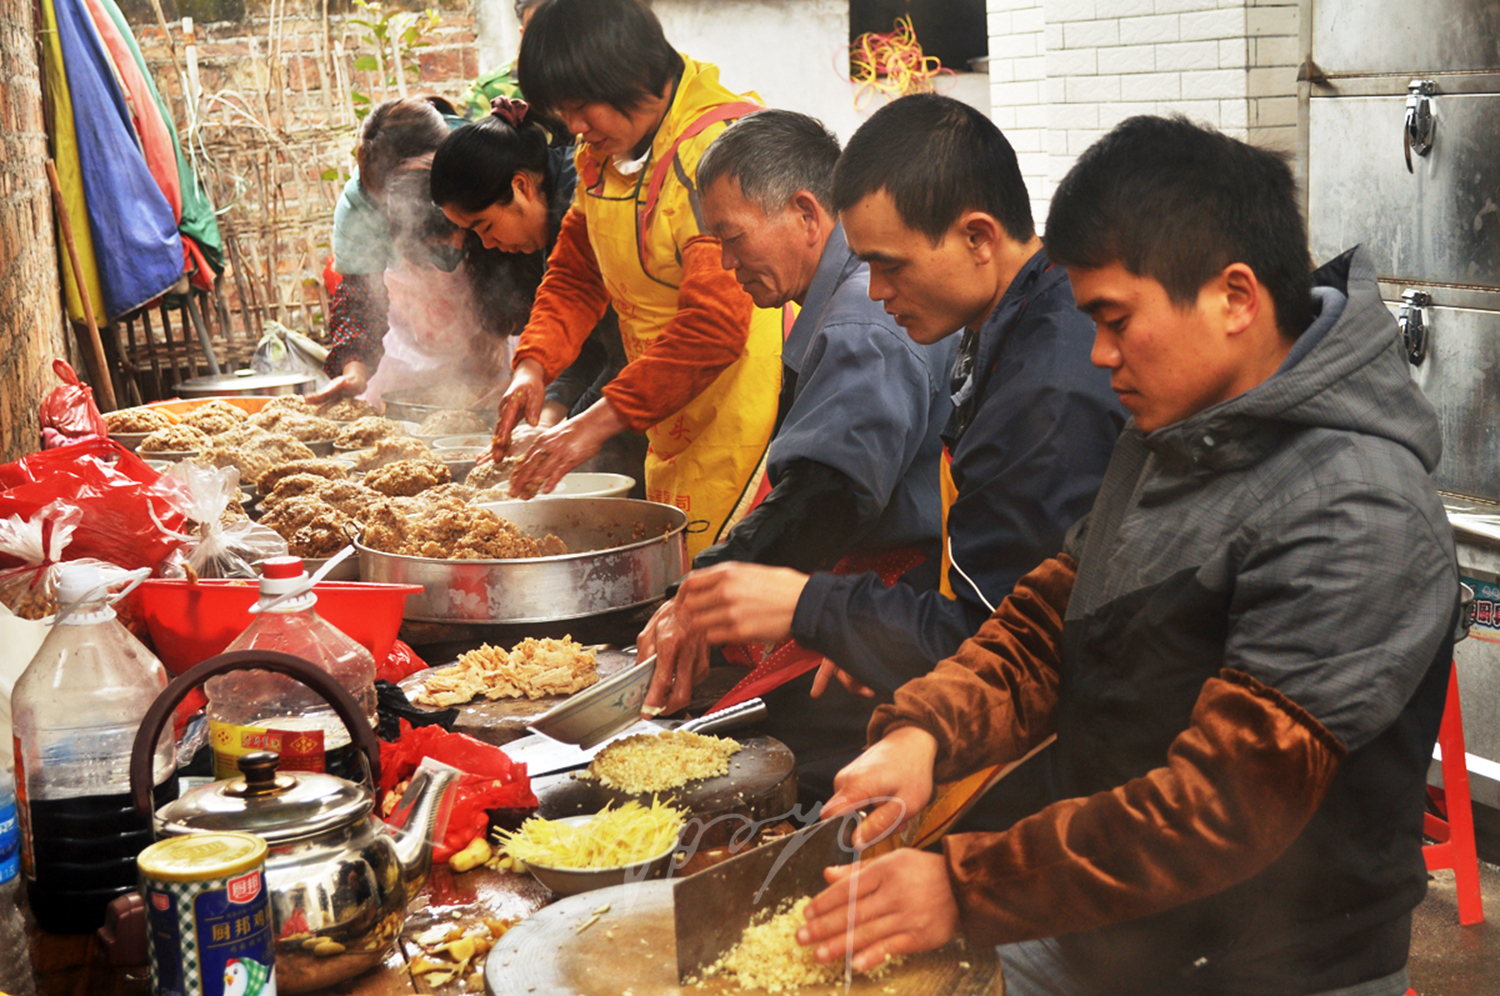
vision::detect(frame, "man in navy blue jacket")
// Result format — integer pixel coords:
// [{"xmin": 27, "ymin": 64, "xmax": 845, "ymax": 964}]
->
[
  {"xmin": 672, "ymin": 95, "xmax": 1123, "ymax": 711},
  {"xmin": 638, "ymin": 109, "xmax": 957, "ymax": 800}
]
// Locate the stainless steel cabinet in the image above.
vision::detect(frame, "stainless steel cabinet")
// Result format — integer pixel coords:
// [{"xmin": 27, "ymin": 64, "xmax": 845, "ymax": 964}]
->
[{"xmin": 1305, "ymin": 0, "xmax": 1500, "ymax": 796}]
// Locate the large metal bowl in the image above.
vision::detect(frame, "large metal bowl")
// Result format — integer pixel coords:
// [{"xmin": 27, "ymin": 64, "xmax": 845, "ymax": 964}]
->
[
  {"xmin": 176, "ymin": 371, "xmax": 316, "ymax": 396},
  {"xmin": 355, "ymin": 497, "xmax": 687, "ymax": 624},
  {"xmin": 381, "ymin": 387, "xmax": 497, "ymax": 428}
]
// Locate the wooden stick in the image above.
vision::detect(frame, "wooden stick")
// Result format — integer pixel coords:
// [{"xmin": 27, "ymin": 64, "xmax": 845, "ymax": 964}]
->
[{"xmin": 44, "ymin": 158, "xmax": 118, "ymax": 411}]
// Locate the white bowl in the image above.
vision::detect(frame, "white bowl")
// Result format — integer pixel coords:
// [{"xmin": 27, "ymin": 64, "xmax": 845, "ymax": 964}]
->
[
  {"xmin": 543, "ymin": 473, "xmax": 635, "ymax": 499},
  {"xmin": 433, "ymin": 434, "xmax": 492, "ymax": 451},
  {"xmin": 526, "ymin": 654, "xmax": 654, "ymax": 747}
]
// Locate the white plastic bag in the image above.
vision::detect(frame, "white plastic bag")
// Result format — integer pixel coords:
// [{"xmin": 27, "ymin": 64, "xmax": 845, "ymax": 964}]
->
[
  {"xmin": 254, "ymin": 319, "xmax": 329, "ymax": 389},
  {"xmin": 153, "ymin": 462, "xmax": 287, "ymax": 578}
]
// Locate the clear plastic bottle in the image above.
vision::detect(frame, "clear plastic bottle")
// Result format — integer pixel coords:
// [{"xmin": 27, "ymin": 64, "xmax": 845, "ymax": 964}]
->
[
  {"xmin": 206, "ymin": 556, "xmax": 376, "ymax": 781},
  {"xmin": 1, "ymin": 710, "xmax": 39, "ymax": 996},
  {"xmin": 11, "ymin": 563, "xmax": 177, "ymax": 934}
]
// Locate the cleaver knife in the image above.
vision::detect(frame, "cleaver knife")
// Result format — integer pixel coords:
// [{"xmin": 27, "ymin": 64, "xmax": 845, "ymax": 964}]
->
[{"xmin": 672, "ymin": 815, "xmax": 860, "ymax": 983}]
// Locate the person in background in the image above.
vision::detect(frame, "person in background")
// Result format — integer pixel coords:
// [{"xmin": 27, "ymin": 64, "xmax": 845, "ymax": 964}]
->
[
  {"xmin": 801, "ymin": 116, "xmax": 1459, "ymax": 996},
  {"xmin": 430, "ymin": 99, "xmax": 645, "ymax": 487},
  {"xmin": 360, "ymin": 154, "xmax": 522, "ymax": 405},
  {"xmin": 486, "ymin": 0, "xmax": 782, "ymax": 557},
  {"xmin": 312, "ymin": 95, "xmax": 461, "ymax": 403},
  {"xmin": 669, "ymin": 95, "xmax": 1122, "ymax": 736},
  {"xmin": 634, "ymin": 109, "xmax": 956, "ymax": 802}
]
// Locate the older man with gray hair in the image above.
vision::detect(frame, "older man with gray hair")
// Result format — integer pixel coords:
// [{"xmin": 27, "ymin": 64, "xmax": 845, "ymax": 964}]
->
[{"xmin": 638, "ymin": 109, "xmax": 957, "ymax": 805}]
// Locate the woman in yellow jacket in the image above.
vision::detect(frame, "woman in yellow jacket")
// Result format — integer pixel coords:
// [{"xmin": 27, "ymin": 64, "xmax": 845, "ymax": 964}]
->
[{"xmin": 478, "ymin": 0, "xmax": 783, "ymax": 558}]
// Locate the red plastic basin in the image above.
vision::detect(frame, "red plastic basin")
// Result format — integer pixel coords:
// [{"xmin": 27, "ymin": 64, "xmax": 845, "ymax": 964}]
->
[{"xmin": 134, "ymin": 579, "xmax": 423, "ymax": 675}]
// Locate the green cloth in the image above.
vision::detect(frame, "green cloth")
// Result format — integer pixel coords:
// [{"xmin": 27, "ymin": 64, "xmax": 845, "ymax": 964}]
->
[{"xmin": 96, "ymin": 0, "xmax": 223, "ymax": 273}]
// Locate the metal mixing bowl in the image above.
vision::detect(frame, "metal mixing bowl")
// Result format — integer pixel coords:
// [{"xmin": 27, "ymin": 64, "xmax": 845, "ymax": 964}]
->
[
  {"xmin": 355, "ymin": 497, "xmax": 687, "ymax": 624},
  {"xmin": 381, "ymin": 387, "xmax": 497, "ymax": 429}
]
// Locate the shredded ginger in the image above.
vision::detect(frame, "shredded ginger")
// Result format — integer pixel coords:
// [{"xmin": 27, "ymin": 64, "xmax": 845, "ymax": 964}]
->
[{"xmin": 495, "ymin": 798, "xmax": 683, "ymax": 870}]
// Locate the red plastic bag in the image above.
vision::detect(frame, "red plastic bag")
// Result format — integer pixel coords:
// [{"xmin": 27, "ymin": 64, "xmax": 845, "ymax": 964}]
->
[
  {"xmin": 0, "ymin": 439, "xmax": 185, "ymax": 572},
  {"xmin": 380, "ymin": 721, "xmax": 538, "ymax": 863},
  {"xmin": 377, "ymin": 639, "xmax": 428, "ymax": 684},
  {"xmin": 40, "ymin": 359, "xmax": 108, "ymax": 448}
]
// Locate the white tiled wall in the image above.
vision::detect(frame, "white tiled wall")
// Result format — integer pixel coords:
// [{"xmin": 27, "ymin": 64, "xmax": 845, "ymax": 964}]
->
[
  {"xmin": 989, "ymin": 0, "xmax": 1301, "ymax": 221},
  {"xmin": 987, "ymin": 0, "xmax": 1050, "ymax": 225}
]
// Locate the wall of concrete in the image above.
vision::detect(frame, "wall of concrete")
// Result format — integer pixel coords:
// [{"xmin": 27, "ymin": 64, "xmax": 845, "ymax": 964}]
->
[{"xmin": 0, "ymin": 0, "xmax": 67, "ymax": 460}]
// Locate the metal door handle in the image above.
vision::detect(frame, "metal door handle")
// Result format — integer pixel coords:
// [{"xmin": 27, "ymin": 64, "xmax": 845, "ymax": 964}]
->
[
  {"xmin": 1404, "ymin": 80, "xmax": 1435, "ymax": 172},
  {"xmin": 1399, "ymin": 290, "xmax": 1432, "ymax": 365}
]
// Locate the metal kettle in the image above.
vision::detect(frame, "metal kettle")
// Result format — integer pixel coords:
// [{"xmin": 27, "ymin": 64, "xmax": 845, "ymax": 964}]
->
[{"xmin": 129, "ymin": 650, "xmax": 456, "ymax": 994}]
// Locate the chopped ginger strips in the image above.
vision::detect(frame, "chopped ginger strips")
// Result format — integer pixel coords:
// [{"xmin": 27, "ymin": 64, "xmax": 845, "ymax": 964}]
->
[{"xmin": 494, "ymin": 799, "xmax": 684, "ymax": 870}]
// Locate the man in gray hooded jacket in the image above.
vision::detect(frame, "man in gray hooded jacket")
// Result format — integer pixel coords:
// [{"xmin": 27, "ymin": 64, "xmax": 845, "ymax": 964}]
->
[{"xmin": 799, "ymin": 116, "xmax": 1460, "ymax": 996}]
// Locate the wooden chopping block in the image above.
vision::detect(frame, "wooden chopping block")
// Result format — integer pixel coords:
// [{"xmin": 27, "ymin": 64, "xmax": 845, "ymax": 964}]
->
[
  {"xmin": 484, "ymin": 880, "xmax": 1001, "ymax": 996},
  {"xmin": 533, "ymin": 736, "xmax": 797, "ymax": 848}
]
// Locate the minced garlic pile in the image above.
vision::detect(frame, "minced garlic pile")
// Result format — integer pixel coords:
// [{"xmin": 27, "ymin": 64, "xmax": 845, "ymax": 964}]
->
[
  {"xmin": 414, "ymin": 636, "xmax": 598, "ymax": 706},
  {"xmin": 582, "ymin": 730, "xmax": 741, "ymax": 794},
  {"xmin": 704, "ymin": 897, "xmax": 900, "ymax": 992}
]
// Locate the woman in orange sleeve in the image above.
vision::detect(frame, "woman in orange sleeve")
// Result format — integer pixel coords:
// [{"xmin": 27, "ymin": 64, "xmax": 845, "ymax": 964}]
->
[{"xmin": 439, "ymin": 0, "xmax": 783, "ymax": 558}]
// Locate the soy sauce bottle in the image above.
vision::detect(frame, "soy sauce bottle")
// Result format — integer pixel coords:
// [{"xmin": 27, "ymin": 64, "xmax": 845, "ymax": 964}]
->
[{"xmin": 10, "ymin": 563, "xmax": 177, "ymax": 933}]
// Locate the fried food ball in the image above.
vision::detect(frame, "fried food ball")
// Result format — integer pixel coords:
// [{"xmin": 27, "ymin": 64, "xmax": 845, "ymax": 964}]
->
[
  {"xmin": 364, "ymin": 458, "xmax": 451, "ymax": 497},
  {"xmin": 352, "ymin": 436, "xmax": 432, "ymax": 471},
  {"xmin": 335, "ymin": 417, "xmax": 406, "ymax": 448},
  {"xmin": 105, "ymin": 407, "xmax": 174, "ymax": 433},
  {"xmin": 139, "ymin": 423, "xmax": 210, "ymax": 454},
  {"xmin": 261, "ymin": 473, "xmax": 332, "ymax": 507},
  {"xmin": 256, "ymin": 458, "xmax": 351, "ymax": 495},
  {"xmin": 316, "ymin": 397, "xmax": 380, "ymax": 422}
]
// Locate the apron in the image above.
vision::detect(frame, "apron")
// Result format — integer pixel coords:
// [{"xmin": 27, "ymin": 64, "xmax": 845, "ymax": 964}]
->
[
  {"xmin": 577, "ymin": 56, "xmax": 782, "ymax": 559},
  {"xmin": 862, "ymin": 449, "xmax": 1043, "ymax": 858},
  {"xmin": 363, "ymin": 259, "xmax": 512, "ymax": 408}
]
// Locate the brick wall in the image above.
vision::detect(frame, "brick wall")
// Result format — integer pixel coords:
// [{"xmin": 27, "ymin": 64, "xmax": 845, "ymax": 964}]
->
[
  {"xmin": 129, "ymin": 0, "xmax": 482, "ymax": 342},
  {"xmin": 988, "ymin": 0, "xmax": 1301, "ymax": 221},
  {"xmin": 0, "ymin": 0, "xmax": 68, "ymax": 461}
]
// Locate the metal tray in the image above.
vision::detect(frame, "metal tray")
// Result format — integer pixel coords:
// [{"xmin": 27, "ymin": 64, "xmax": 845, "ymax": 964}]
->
[{"xmin": 355, "ymin": 497, "xmax": 687, "ymax": 624}]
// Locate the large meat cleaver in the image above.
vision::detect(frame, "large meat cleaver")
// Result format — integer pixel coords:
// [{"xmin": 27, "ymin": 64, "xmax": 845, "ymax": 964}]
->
[{"xmin": 673, "ymin": 815, "xmax": 860, "ymax": 983}]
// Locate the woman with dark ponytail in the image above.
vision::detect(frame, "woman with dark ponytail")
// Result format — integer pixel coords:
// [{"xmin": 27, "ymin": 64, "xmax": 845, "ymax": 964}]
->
[
  {"xmin": 437, "ymin": 0, "xmax": 781, "ymax": 560},
  {"xmin": 431, "ymin": 96, "xmax": 636, "ymax": 469}
]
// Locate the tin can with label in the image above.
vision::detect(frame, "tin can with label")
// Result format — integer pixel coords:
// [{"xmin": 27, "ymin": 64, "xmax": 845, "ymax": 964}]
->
[{"xmin": 138, "ymin": 831, "xmax": 277, "ymax": 996}]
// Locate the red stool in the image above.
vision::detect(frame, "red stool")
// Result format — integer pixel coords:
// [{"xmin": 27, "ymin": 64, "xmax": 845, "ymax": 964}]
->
[{"xmin": 1422, "ymin": 664, "xmax": 1484, "ymax": 926}]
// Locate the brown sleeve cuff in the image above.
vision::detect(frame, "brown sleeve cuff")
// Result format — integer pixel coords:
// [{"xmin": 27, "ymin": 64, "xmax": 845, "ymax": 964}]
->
[
  {"xmin": 869, "ymin": 554, "xmax": 1076, "ymax": 780},
  {"xmin": 601, "ymin": 236, "xmax": 754, "ymax": 432},
  {"xmin": 942, "ymin": 667, "xmax": 1347, "ymax": 947}
]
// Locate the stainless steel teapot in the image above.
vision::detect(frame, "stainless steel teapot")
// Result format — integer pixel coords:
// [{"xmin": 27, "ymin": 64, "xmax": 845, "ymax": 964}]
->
[{"xmin": 129, "ymin": 650, "xmax": 456, "ymax": 994}]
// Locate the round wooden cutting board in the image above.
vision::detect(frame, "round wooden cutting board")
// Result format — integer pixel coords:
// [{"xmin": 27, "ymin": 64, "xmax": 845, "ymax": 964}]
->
[
  {"xmin": 535, "ymin": 736, "xmax": 798, "ymax": 848},
  {"xmin": 483, "ymin": 880, "xmax": 1001, "ymax": 996}
]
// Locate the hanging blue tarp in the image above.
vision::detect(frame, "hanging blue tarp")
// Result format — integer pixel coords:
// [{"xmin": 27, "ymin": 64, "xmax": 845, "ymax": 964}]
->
[{"xmin": 51, "ymin": 0, "xmax": 183, "ymax": 320}]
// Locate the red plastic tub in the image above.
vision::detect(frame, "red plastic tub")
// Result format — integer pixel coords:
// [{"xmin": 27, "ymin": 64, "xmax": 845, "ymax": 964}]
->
[{"xmin": 134, "ymin": 579, "xmax": 424, "ymax": 674}]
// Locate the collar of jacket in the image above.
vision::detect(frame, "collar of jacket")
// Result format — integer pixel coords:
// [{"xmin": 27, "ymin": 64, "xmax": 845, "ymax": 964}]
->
[
  {"xmin": 1133, "ymin": 245, "xmax": 1441, "ymax": 484},
  {"xmin": 944, "ymin": 247, "xmax": 1061, "ymax": 445},
  {"xmin": 783, "ymin": 222, "xmax": 861, "ymax": 377},
  {"xmin": 578, "ymin": 55, "xmax": 751, "ymax": 188}
]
